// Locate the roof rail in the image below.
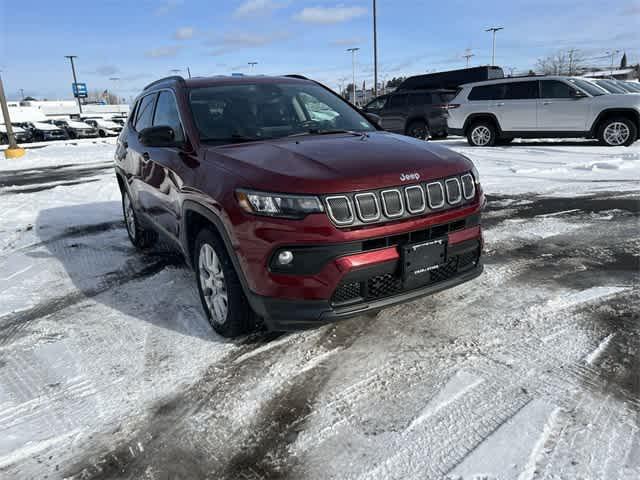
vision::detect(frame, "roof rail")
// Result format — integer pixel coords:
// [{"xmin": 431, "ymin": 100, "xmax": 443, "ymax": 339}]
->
[
  {"xmin": 143, "ymin": 75, "xmax": 185, "ymax": 91},
  {"xmin": 284, "ymin": 74, "xmax": 309, "ymax": 80}
]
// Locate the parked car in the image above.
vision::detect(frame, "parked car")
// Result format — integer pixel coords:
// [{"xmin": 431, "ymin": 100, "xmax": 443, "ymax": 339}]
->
[
  {"xmin": 623, "ymin": 81, "xmax": 640, "ymax": 93},
  {"xmin": 116, "ymin": 75, "xmax": 484, "ymax": 336},
  {"xmin": 82, "ymin": 117, "xmax": 122, "ymax": 136},
  {"xmin": 363, "ymin": 89, "xmax": 457, "ymax": 139},
  {"xmin": 397, "ymin": 66, "xmax": 505, "ymax": 91},
  {"xmin": 0, "ymin": 124, "xmax": 32, "ymax": 144},
  {"xmin": 589, "ymin": 79, "xmax": 630, "ymax": 94},
  {"xmin": 14, "ymin": 121, "xmax": 69, "ymax": 141},
  {"xmin": 447, "ymin": 75, "xmax": 639, "ymax": 147},
  {"xmin": 44, "ymin": 119, "xmax": 99, "ymax": 139}
]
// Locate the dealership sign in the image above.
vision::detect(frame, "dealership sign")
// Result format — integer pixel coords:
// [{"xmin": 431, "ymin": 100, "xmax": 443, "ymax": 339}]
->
[{"xmin": 72, "ymin": 83, "xmax": 88, "ymax": 98}]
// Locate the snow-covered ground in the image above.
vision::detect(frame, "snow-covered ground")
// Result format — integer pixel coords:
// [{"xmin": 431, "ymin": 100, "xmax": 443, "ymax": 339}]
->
[{"xmin": 0, "ymin": 138, "xmax": 639, "ymax": 480}]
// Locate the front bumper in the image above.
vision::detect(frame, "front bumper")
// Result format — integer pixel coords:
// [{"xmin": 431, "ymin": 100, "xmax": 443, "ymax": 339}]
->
[
  {"xmin": 244, "ymin": 218, "xmax": 483, "ymax": 330},
  {"xmin": 251, "ymin": 256, "xmax": 483, "ymax": 331}
]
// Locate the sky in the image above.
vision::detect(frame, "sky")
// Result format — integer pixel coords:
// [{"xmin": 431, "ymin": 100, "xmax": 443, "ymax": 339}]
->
[{"xmin": 1, "ymin": 0, "xmax": 638, "ymax": 101}]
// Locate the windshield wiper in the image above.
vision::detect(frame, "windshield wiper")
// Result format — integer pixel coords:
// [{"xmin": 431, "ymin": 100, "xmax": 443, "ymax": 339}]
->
[{"xmin": 288, "ymin": 129, "xmax": 368, "ymax": 138}]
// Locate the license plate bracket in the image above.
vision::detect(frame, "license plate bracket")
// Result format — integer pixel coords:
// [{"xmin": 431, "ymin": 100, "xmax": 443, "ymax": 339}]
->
[{"xmin": 401, "ymin": 238, "xmax": 447, "ymax": 288}]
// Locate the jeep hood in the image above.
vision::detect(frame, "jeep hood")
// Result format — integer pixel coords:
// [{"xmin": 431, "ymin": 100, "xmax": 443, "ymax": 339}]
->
[{"xmin": 205, "ymin": 132, "xmax": 474, "ymax": 194}]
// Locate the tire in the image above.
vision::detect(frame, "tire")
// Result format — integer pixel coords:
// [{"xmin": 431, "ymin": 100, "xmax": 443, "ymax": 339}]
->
[
  {"xmin": 406, "ymin": 120, "xmax": 430, "ymax": 140},
  {"xmin": 122, "ymin": 190, "xmax": 157, "ymax": 249},
  {"xmin": 194, "ymin": 227, "xmax": 254, "ymax": 337},
  {"xmin": 467, "ymin": 121, "xmax": 497, "ymax": 147},
  {"xmin": 598, "ymin": 117, "xmax": 637, "ymax": 147},
  {"xmin": 99, "ymin": 130, "xmax": 106, "ymax": 138}
]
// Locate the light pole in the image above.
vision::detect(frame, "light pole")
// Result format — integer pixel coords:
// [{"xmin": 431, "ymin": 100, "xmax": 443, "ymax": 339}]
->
[
  {"xmin": 373, "ymin": 0, "xmax": 378, "ymax": 98},
  {"xmin": 19, "ymin": 88, "xmax": 24, "ymax": 100},
  {"xmin": 65, "ymin": 55, "xmax": 83, "ymax": 114},
  {"xmin": 0, "ymin": 72, "xmax": 25, "ymax": 159},
  {"xmin": 463, "ymin": 49, "xmax": 475, "ymax": 68},
  {"xmin": 248, "ymin": 62, "xmax": 258, "ymax": 72},
  {"xmin": 347, "ymin": 47, "xmax": 359, "ymax": 105},
  {"xmin": 485, "ymin": 26, "xmax": 504, "ymax": 66}
]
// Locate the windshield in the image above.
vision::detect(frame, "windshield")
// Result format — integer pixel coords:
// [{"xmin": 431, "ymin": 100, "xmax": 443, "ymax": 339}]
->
[
  {"xmin": 567, "ymin": 78, "xmax": 607, "ymax": 96},
  {"xmin": 189, "ymin": 82, "xmax": 376, "ymax": 143}
]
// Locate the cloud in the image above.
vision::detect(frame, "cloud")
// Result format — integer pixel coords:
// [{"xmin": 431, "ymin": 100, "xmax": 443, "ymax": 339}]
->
[
  {"xmin": 234, "ymin": 0, "xmax": 286, "ymax": 17},
  {"xmin": 155, "ymin": 0, "xmax": 183, "ymax": 16},
  {"xmin": 205, "ymin": 31, "xmax": 288, "ymax": 56},
  {"xmin": 145, "ymin": 45, "xmax": 182, "ymax": 58},
  {"xmin": 174, "ymin": 26, "xmax": 195, "ymax": 40},
  {"xmin": 294, "ymin": 6, "xmax": 367, "ymax": 24},
  {"xmin": 93, "ymin": 65, "xmax": 120, "ymax": 76},
  {"xmin": 330, "ymin": 37, "xmax": 363, "ymax": 47}
]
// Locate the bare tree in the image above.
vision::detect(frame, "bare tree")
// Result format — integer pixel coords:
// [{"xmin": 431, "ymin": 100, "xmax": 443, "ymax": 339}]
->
[{"xmin": 536, "ymin": 49, "xmax": 584, "ymax": 76}]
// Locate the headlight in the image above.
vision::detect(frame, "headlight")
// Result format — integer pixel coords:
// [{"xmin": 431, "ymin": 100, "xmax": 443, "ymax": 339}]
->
[{"xmin": 236, "ymin": 189, "xmax": 324, "ymax": 219}]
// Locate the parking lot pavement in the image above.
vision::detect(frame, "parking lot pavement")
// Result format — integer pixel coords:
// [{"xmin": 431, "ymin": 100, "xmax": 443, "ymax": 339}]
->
[{"xmin": 0, "ymin": 139, "xmax": 638, "ymax": 479}]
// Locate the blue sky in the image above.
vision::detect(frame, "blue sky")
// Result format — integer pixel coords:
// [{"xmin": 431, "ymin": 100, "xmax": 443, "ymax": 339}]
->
[{"xmin": 1, "ymin": 0, "xmax": 638, "ymax": 101}]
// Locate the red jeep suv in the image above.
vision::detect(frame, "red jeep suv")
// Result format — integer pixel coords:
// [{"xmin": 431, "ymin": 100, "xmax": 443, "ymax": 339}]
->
[{"xmin": 115, "ymin": 75, "xmax": 484, "ymax": 337}]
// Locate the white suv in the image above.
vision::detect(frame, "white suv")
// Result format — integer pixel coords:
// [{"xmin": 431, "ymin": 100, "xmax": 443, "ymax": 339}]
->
[{"xmin": 447, "ymin": 76, "xmax": 640, "ymax": 147}]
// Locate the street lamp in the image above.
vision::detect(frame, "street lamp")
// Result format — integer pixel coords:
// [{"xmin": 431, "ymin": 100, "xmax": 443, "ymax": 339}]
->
[
  {"xmin": 463, "ymin": 49, "xmax": 475, "ymax": 68},
  {"xmin": 485, "ymin": 26, "xmax": 504, "ymax": 66},
  {"xmin": 347, "ymin": 47, "xmax": 360, "ymax": 105},
  {"xmin": 65, "ymin": 55, "xmax": 83, "ymax": 114},
  {"xmin": 248, "ymin": 62, "xmax": 258, "ymax": 72}
]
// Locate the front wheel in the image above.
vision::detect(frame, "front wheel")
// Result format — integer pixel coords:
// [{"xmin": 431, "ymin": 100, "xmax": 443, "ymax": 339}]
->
[
  {"xmin": 467, "ymin": 122, "xmax": 497, "ymax": 147},
  {"xmin": 406, "ymin": 120, "xmax": 430, "ymax": 140},
  {"xmin": 194, "ymin": 228, "xmax": 254, "ymax": 337},
  {"xmin": 598, "ymin": 117, "xmax": 637, "ymax": 146}
]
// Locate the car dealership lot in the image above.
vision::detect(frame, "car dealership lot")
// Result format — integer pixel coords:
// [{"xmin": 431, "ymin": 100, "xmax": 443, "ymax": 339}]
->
[{"xmin": 0, "ymin": 139, "xmax": 638, "ymax": 479}]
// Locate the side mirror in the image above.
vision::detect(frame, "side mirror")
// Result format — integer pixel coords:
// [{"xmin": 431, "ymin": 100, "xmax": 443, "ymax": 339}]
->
[
  {"xmin": 139, "ymin": 125, "xmax": 176, "ymax": 147},
  {"xmin": 364, "ymin": 112, "xmax": 382, "ymax": 126},
  {"xmin": 571, "ymin": 89, "xmax": 587, "ymax": 99}
]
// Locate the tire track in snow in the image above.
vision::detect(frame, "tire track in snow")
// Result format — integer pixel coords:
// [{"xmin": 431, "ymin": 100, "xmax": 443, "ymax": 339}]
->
[{"xmin": 0, "ymin": 254, "xmax": 184, "ymax": 347}]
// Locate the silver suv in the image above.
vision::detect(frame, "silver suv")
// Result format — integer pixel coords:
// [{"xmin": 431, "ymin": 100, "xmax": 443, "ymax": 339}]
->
[{"xmin": 447, "ymin": 75, "xmax": 640, "ymax": 147}]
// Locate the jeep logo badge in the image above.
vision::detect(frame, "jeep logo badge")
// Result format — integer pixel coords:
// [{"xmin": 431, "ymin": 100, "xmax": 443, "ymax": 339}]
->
[{"xmin": 400, "ymin": 172, "xmax": 420, "ymax": 182}]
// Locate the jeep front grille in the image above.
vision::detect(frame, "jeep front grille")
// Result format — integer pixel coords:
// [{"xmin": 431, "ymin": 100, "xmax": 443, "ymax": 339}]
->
[
  {"xmin": 325, "ymin": 196, "xmax": 354, "ymax": 225},
  {"xmin": 324, "ymin": 173, "xmax": 477, "ymax": 227}
]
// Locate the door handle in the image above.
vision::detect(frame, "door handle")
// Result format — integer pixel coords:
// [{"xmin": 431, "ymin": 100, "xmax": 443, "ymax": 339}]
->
[
  {"xmin": 495, "ymin": 102, "xmax": 505, "ymax": 107},
  {"xmin": 142, "ymin": 152, "xmax": 150, "ymax": 161},
  {"xmin": 543, "ymin": 101, "xmax": 552, "ymax": 105}
]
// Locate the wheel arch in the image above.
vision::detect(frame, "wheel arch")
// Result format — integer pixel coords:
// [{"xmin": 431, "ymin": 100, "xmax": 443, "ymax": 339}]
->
[
  {"xmin": 590, "ymin": 108, "xmax": 640, "ymax": 136},
  {"xmin": 181, "ymin": 200, "xmax": 253, "ymax": 299},
  {"xmin": 463, "ymin": 113, "xmax": 502, "ymax": 136}
]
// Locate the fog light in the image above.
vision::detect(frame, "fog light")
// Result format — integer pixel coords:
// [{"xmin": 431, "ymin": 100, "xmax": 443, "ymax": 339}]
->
[{"xmin": 277, "ymin": 250, "xmax": 294, "ymax": 265}]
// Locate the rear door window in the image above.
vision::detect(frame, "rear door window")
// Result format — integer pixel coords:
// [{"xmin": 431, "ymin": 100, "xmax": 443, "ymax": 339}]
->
[
  {"xmin": 388, "ymin": 94, "xmax": 408, "ymax": 109},
  {"xmin": 503, "ymin": 81, "xmax": 539, "ymax": 100},
  {"xmin": 540, "ymin": 81, "xmax": 573, "ymax": 99},
  {"xmin": 134, "ymin": 93, "xmax": 157, "ymax": 131}
]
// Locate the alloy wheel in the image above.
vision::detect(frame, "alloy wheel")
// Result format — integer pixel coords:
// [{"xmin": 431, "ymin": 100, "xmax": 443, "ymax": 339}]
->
[
  {"xmin": 471, "ymin": 126, "xmax": 491, "ymax": 146},
  {"xmin": 198, "ymin": 243, "xmax": 228, "ymax": 324},
  {"xmin": 123, "ymin": 194, "xmax": 136, "ymax": 242},
  {"xmin": 603, "ymin": 122, "xmax": 630, "ymax": 146}
]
